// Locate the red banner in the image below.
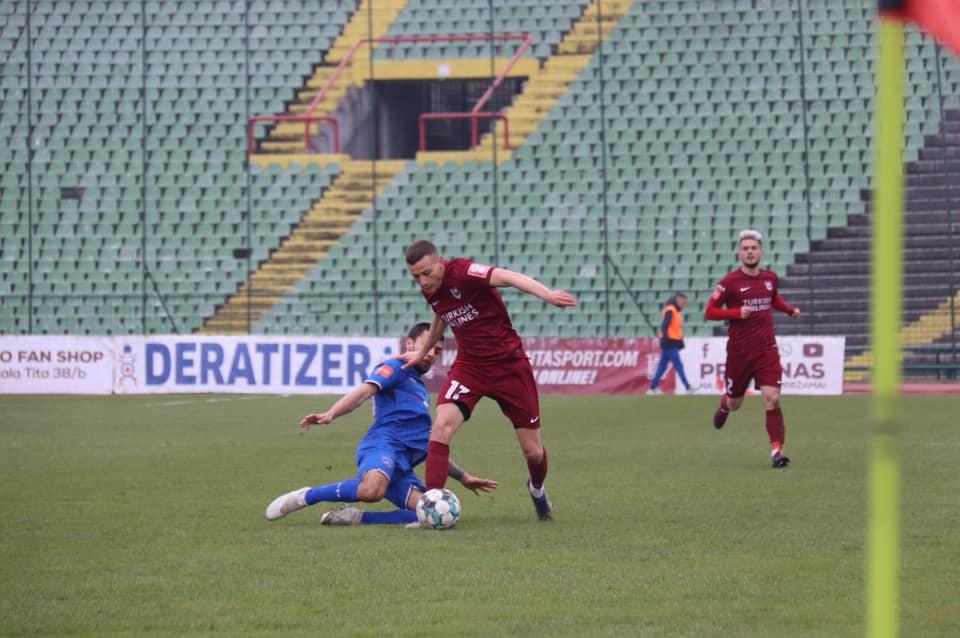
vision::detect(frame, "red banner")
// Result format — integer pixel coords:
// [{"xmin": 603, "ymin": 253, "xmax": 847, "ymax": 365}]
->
[{"xmin": 422, "ymin": 337, "xmax": 671, "ymax": 395}]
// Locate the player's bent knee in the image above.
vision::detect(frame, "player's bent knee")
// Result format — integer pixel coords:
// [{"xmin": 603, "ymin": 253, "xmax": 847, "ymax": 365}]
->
[
  {"xmin": 356, "ymin": 474, "xmax": 388, "ymax": 502},
  {"xmin": 516, "ymin": 431, "xmax": 543, "ymax": 462},
  {"xmin": 356, "ymin": 482, "xmax": 386, "ymax": 502},
  {"xmin": 522, "ymin": 446, "xmax": 543, "ymax": 463},
  {"xmin": 761, "ymin": 388, "xmax": 781, "ymax": 410},
  {"xmin": 430, "ymin": 420, "xmax": 457, "ymax": 444},
  {"xmin": 431, "ymin": 404, "xmax": 464, "ymax": 444}
]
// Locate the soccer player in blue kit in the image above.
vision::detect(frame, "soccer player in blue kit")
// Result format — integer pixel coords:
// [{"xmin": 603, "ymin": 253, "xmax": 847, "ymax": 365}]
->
[{"xmin": 265, "ymin": 322, "xmax": 498, "ymax": 526}]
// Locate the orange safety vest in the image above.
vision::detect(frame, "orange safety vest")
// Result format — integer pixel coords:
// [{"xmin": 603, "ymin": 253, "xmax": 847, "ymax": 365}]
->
[{"xmin": 658, "ymin": 303, "xmax": 684, "ymax": 341}]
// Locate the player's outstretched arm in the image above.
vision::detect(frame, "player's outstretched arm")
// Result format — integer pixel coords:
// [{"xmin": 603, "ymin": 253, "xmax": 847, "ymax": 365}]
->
[
  {"xmin": 489, "ymin": 268, "xmax": 577, "ymax": 307},
  {"xmin": 399, "ymin": 315, "xmax": 447, "ymax": 369},
  {"xmin": 447, "ymin": 459, "xmax": 499, "ymax": 496},
  {"xmin": 299, "ymin": 382, "xmax": 378, "ymax": 430}
]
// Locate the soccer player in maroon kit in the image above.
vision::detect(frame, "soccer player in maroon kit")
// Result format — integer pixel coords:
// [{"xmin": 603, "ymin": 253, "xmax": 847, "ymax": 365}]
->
[
  {"xmin": 401, "ymin": 240, "xmax": 577, "ymax": 520},
  {"xmin": 705, "ymin": 229, "xmax": 800, "ymax": 468}
]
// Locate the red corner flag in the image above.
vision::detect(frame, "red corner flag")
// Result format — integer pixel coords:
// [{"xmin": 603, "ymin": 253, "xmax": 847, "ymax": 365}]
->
[{"xmin": 881, "ymin": 0, "xmax": 960, "ymax": 56}]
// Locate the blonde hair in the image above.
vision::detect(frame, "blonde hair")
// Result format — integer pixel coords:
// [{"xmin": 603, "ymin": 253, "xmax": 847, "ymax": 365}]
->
[{"xmin": 738, "ymin": 229, "xmax": 764, "ymax": 245}]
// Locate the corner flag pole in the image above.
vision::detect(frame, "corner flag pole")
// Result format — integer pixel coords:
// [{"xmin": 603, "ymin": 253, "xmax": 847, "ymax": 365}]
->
[{"xmin": 867, "ymin": 10, "xmax": 904, "ymax": 638}]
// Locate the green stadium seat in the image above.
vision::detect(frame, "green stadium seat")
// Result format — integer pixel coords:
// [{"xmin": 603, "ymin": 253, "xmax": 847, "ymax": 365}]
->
[{"xmin": 7, "ymin": 1, "xmax": 960, "ymax": 337}]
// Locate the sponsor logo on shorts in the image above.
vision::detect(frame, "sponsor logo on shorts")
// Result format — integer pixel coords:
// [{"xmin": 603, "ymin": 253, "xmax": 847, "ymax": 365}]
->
[{"xmin": 529, "ymin": 415, "xmax": 540, "ymax": 424}]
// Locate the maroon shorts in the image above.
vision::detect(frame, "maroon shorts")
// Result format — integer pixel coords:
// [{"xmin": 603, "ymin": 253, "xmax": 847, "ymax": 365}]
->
[
  {"xmin": 725, "ymin": 346, "xmax": 782, "ymax": 398},
  {"xmin": 437, "ymin": 354, "xmax": 541, "ymax": 429}
]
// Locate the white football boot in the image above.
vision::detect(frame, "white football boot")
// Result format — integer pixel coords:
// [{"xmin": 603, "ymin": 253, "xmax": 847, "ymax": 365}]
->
[
  {"xmin": 319, "ymin": 506, "xmax": 363, "ymax": 526},
  {"xmin": 265, "ymin": 487, "xmax": 309, "ymax": 521}
]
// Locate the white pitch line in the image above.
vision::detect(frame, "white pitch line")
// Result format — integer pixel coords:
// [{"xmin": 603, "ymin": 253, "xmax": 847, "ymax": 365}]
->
[{"xmin": 145, "ymin": 395, "xmax": 263, "ymax": 407}]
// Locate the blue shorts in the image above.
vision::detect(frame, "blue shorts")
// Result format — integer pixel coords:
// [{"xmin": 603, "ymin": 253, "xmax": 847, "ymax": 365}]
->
[{"xmin": 355, "ymin": 439, "xmax": 427, "ymax": 509}]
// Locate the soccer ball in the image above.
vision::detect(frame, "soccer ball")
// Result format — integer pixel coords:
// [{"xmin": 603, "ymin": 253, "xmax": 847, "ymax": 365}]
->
[{"xmin": 416, "ymin": 488, "xmax": 461, "ymax": 530}]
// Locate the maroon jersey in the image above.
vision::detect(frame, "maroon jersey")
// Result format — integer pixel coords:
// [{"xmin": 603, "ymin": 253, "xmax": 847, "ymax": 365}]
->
[
  {"xmin": 709, "ymin": 269, "xmax": 782, "ymax": 353},
  {"xmin": 422, "ymin": 258, "xmax": 523, "ymax": 364}
]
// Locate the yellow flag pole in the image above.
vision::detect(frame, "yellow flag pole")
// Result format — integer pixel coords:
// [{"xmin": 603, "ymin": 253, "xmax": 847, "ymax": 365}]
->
[{"xmin": 867, "ymin": 13, "xmax": 904, "ymax": 638}]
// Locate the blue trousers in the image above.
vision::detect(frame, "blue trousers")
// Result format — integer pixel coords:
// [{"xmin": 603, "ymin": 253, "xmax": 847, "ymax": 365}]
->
[{"xmin": 650, "ymin": 348, "xmax": 690, "ymax": 390}]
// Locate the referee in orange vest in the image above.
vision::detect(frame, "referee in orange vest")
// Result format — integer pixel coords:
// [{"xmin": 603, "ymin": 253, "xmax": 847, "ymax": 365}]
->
[{"xmin": 648, "ymin": 293, "xmax": 692, "ymax": 394}]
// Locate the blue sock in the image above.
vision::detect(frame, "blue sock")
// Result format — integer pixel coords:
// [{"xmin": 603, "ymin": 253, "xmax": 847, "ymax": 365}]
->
[
  {"xmin": 305, "ymin": 479, "xmax": 359, "ymax": 505},
  {"xmin": 360, "ymin": 509, "xmax": 418, "ymax": 525}
]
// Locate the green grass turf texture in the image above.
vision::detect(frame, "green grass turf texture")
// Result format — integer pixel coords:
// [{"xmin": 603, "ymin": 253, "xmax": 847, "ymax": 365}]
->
[{"xmin": 1, "ymin": 394, "xmax": 958, "ymax": 637}]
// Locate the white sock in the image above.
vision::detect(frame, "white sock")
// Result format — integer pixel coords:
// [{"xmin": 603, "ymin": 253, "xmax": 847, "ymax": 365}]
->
[{"xmin": 528, "ymin": 482, "xmax": 545, "ymax": 498}]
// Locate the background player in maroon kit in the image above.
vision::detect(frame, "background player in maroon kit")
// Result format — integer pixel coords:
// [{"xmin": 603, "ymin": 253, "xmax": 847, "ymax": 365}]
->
[
  {"xmin": 401, "ymin": 240, "xmax": 576, "ymax": 520},
  {"xmin": 704, "ymin": 229, "xmax": 801, "ymax": 468}
]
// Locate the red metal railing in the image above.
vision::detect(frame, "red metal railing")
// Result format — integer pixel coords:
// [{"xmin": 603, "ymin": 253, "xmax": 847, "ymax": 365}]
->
[
  {"xmin": 419, "ymin": 112, "xmax": 512, "ymax": 151},
  {"xmin": 418, "ymin": 33, "xmax": 533, "ymax": 151},
  {"xmin": 247, "ymin": 114, "xmax": 340, "ymax": 154},
  {"xmin": 247, "ymin": 33, "xmax": 532, "ymax": 155}
]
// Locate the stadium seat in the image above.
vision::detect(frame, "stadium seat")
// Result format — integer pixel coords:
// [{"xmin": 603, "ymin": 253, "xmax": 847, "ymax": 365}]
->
[
  {"xmin": 5, "ymin": 0, "xmax": 960, "ymax": 338},
  {"xmin": 1, "ymin": 1, "xmax": 354, "ymax": 334}
]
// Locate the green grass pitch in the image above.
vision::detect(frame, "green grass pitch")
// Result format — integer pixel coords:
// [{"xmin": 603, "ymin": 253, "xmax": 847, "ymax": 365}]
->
[{"xmin": 1, "ymin": 394, "xmax": 958, "ymax": 637}]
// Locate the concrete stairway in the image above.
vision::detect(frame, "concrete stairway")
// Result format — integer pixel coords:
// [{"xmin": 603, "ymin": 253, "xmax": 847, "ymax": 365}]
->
[
  {"xmin": 258, "ymin": 0, "xmax": 407, "ymax": 154},
  {"xmin": 198, "ymin": 160, "xmax": 406, "ymax": 333},
  {"xmin": 474, "ymin": 0, "xmax": 633, "ymax": 156}
]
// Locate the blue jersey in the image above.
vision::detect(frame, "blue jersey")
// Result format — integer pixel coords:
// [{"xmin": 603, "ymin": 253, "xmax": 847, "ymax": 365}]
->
[{"xmin": 361, "ymin": 358, "xmax": 432, "ymax": 453}]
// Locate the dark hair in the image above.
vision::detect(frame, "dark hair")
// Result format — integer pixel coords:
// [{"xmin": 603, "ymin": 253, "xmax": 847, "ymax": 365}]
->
[
  {"xmin": 675, "ymin": 293, "xmax": 688, "ymax": 300},
  {"xmin": 405, "ymin": 240, "xmax": 439, "ymax": 265},
  {"xmin": 406, "ymin": 322, "xmax": 432, "ymax": 341}
]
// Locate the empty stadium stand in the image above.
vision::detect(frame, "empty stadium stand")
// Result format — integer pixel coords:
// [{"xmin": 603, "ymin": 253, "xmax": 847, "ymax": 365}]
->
[
  {"xmin": 2, "ymin": 0, "xmax": 960, "ymax": 373},
  {"xmin": 1, "ymin": 0, "xmax": 356, "ymax": 334},
  {"xmin": 372, "ymin": 0, "xmax": 592, "ymax": 60},
  {"xmin": 778, "ymin": 109, "xmax": 960, "ymax": 377},
  {"xmin": 259, "ymin": 0, "xmax": 955, "ymax": 337}
]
